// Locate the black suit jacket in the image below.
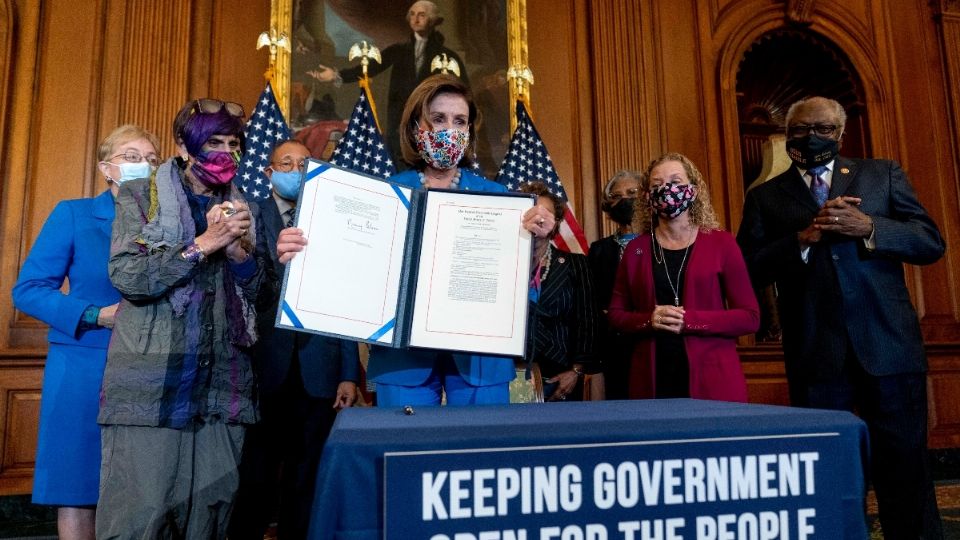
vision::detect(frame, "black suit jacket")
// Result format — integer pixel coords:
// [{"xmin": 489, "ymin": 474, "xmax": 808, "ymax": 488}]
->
[
  {"xmin": 251, "ymin": 197, "xmax": 360, "ymax": 397},
  {"xmin": 529, "ymin": 247, "xmax": 601, "ymax": 377},
  {"xmin": 588, "ymin": 235, "xmax": 622, "ymax": 308},
  {"xmin": 737, "ymin": 157, "xmax": 944, "ymax": 384}
]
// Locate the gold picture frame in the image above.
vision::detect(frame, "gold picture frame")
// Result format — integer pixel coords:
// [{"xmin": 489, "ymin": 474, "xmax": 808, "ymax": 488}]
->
[{"xmin": 266, "ymin": 0, "xmax": 530, "ymax": 178}]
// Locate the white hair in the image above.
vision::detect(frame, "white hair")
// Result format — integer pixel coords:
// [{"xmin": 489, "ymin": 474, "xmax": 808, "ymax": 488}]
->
[{"xmin": 784, "ymin": 96, "xmax": 848, "ymax": 129}]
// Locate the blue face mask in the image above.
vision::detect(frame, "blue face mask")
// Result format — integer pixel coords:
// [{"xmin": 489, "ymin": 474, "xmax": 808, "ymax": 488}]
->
[
  {"xmin": 271, "ymin": 170, "xmax": 302, "ymax": 200},
  {"xmin": 110, "ymin": 161, "xmax": 153, "ymax": 184}
]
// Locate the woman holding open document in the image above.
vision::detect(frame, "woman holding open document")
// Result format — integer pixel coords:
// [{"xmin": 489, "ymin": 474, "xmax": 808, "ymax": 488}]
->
[{"xmin": 277, "ymin": 74, "xmax": 556, "ymax": 406}]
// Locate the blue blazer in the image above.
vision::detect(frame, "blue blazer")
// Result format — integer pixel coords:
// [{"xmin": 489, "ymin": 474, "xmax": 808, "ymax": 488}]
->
[
  {"xmin": 737, "ymin": 157, "xmax": 945, "ymax": 383},
  {"xmin": 252, "ymin": 196, "xmax": 360, "ymax": 398},
  {"xmin": 12, "ymin": 190, "xmax": 120, "ymax": 348},
  {"xmin": 366, "ymin": 169, "xmax": 517, "ymax": 387}
]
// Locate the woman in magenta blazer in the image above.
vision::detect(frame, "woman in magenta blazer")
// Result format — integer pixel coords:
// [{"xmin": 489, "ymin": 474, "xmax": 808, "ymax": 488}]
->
[{"xmin": 608, "ymin": 152, "xmax": 759, "ymax": 402}]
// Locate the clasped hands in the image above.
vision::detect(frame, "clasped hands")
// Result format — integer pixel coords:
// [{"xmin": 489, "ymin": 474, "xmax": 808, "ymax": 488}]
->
[
  {"xmin": 799, "ymin": 196, "xmax": 874, "ymax": 247},
  {"xmin": 651, "ymin": 305, "xmax": 685, "ymax": 334},
  {"xmin": 195, "ymin": 201, "xmax": 253, "ymax": 263},
  {"xmin": 276, "ymin": 205, "xmax": 557, "ymax": 263}
]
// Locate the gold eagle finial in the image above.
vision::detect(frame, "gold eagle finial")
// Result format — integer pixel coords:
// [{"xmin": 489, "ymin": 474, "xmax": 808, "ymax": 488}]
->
[
  {"xmin": 430, "ymin": 54, "xmax": 461, "ymax": 77},
  {"xmin": 348, "ymin": 41, "xmax": 383, "ymax": 78}
]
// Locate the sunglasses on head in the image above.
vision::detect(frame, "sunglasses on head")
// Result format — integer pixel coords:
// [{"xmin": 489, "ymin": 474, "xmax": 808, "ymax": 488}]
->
[{"xmin": 192, "ymin": 99, "xmax": 245, "ymax": 118}]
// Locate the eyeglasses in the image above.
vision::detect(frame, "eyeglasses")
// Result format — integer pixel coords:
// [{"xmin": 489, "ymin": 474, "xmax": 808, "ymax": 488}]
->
[
  {"xmin": 192, "ymin": 99, "xmax": 245, "ymax": 118},
  {"xmin": 271, "ymin": 159, "xmax": 306, "ymax": 173},
  {"xmin": 108, "ymin": 151, "xmax": 160, "ymax": 168},
  {"xmin": 607, "ymin": 187, "xmax": 640, "ymax": 203},
  {"xmin": 787, "ymin": 123, "xmax": 840, "ymax": 138}
]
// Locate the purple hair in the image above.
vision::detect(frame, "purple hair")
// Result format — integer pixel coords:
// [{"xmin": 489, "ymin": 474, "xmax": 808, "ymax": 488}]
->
[{"xmin": 172, "ymin": 101, "xmax": 246, "ymax": 157}]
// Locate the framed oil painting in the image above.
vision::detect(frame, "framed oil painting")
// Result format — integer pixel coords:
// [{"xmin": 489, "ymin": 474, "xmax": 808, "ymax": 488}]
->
[{"xmin": 270, "ymin": 0, "xmax": 528, "ymax": 179}]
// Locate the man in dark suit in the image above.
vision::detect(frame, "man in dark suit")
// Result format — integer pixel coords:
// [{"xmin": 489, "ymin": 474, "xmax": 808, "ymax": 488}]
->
[
  {"xmin": 308, "ymin": 1, "xmax": 468, "ymax": 167},
  {"xmin": 229, "ymin": 140, "xmax": 360, "ymax": 540},
  {"xmin": 737, "ymin": 96, "xmax": 944, "ymax": 539}
]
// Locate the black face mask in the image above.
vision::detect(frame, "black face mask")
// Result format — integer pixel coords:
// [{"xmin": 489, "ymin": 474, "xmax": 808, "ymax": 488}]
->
[
  {"xmin": 786, "ymin": 134, "xmax": 839, "ymax": 168},
  {"xmin": 602, "ymin": 198, "xmax": 636, "ymax": 225}
]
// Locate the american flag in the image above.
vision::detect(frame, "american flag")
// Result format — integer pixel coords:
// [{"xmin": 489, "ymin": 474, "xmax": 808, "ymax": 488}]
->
[
  {"xmin": 495, "ymin": 100, "xmax": 589, "ymax": 254},
  {"xmin": 236, "ymin": 82, "xmax": 291, "ymax": 200},
  {"xmin": 329, "ymin": 86, "xmax": 396, "ymax": 179}
]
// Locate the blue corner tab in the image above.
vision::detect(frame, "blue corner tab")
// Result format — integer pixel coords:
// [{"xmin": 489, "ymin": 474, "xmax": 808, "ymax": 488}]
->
[
  {"xmin": 306, "ymin": 161, "xmax": 331, "ymax": 181},
  {"xmin": 281, "ymin": 301, "xmax": 305, "ymax": 329},
  {"xmin": 368, "ymin": 319, "xmax": 396, "ymax": 341}
]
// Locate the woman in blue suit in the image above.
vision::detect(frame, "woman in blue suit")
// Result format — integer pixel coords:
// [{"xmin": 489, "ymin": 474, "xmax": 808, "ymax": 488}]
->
[
  {"xmin": 277, "ymin": 75, "xmax": 556, "ymax": 406},
  {"xmin": 12, "ymin": 125, "xmax": 159, "ymax": 540}
]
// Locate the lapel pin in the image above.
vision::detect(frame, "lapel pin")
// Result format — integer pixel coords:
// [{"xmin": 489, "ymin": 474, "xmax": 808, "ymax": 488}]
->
[
  {"xmin": 636, "ymin": 248, "xmax": 643, "ymax": 256},
  {"xmin": 558, "ymin": 256, "xmax": 566, "ymax": 264},
  {"xmin": 840, "ymin": 167, "xmax": 850, "ymax": 174}
]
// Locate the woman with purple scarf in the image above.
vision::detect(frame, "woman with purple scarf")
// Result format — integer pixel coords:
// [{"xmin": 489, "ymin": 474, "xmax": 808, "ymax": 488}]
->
[{"xmin": 96, "ymin": 99, "xmax": 265, "ymax": 539}]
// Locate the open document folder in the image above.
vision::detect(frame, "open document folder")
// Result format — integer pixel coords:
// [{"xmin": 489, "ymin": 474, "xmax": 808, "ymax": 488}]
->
[{"xmin": 277, "ymin": 159, "xmax": 534, "ymax": 357}]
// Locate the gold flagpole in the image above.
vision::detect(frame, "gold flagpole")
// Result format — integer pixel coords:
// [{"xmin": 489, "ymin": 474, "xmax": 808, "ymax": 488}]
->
[
  {"xmin": 259, "ymin": 0, "xmax": 293, "ymax": 117},
  {"xmin": 347, "ymin": 41, "xmax": 385, "ymax": 133},
  {"xmin": 507, "ymin": 0, "xmax": 533, "ymax": 129}
]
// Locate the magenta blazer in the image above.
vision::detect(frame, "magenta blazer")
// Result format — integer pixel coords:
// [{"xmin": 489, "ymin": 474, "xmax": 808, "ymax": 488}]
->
[{"xmin": 608, "ymin": 229, "xmax": 759, "ymax": 402}]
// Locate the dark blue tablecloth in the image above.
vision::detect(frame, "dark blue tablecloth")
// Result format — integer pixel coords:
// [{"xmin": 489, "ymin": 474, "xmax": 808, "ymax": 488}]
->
[{"xmin": 309, "ymin": 399, "xmax": 869, "ymax": 539}]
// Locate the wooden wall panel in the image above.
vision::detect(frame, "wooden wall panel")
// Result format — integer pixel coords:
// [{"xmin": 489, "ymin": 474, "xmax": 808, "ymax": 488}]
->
[
  {"xmin": 0, "ymin": 361, "xmax": 43, "ymax": 494},
  {"xmin": 527, "ymin": 0, "xmax": 598, "ymax": 240},
  {"xmin": 2, "ymin": 0, "xmax": 960, "ymax": 496},
  {"xmin": 99, "ymin": 0, "xmax": 194, "ymax": 156},
  {"xmin": 928, "ymin": 351, "xmax": 960, "ymax": 448},
  {"xmin": 0, "ymin": 0, "xmax": 271, "ymax": 495}
]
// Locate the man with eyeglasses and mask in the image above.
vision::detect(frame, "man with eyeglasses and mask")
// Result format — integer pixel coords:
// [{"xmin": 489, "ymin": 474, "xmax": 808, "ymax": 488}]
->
[
  {"xmin": 97, "ymin": 98, "xmax": 266, "ymax": 538},
  {"xmin": 588, "ymin": 169, "xmax": 642, "ymax": 400},
  {"xmin": 229, "ymin": 140, "xmax": 359, "ymax": 540},
  {"xmin": 737, "ymin": 96, "xmax": 944, "ymax": 539}
]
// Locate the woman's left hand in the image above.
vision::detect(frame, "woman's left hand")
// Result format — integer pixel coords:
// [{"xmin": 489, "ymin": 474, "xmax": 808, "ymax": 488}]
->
[
  {"xmin": 221, "ymin": 201, "xmax": 252, "ymax": 263},
  {"xmin": 522, "ymin": 205, "xmax": 556, "ymax": 239},
  {"xmin": 546, "ymin": 370, "xmax": 579, "ymax": 401}
]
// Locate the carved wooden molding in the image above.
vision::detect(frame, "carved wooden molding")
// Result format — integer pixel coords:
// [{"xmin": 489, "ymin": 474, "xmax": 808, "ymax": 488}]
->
[
  {"xmin": 930, "ymin": 0, "xmax": 960, "ymax": 16},
  {"xmin": 786, "ymin": 0, "xmax": 816, "ymax": 24}
]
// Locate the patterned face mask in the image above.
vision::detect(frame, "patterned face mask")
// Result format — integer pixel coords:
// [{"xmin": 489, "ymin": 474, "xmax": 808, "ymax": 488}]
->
[
  {"xmin": 191, "ymin": 150, "xmax": 239, "ymax": 187},
  {"xmin": 649, "ymin": 181, "xmax": 696, "ymax": 219},
  {"xmin": 415, "ymin": 125, "xmax": 469, "ymax": 170}
]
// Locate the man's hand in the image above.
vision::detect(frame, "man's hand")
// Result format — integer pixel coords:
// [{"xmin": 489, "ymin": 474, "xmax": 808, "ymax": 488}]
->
[
  {"xmin": 334, "ymin": 381, "xmax": 358, "ymax": 410},
  {"xmin": 798, "ymin": 223, "xmax": 822, "ymax": 249},
  {"xmin": 307, "ymin": 64, "xmax": 338, "ymax": 83},
  {"xmin": 815, "ymin": 196, "xmax": 873, "ymax": 238},
  {"xmin": 277, "ymin": 227, "xmax": 308, "ymax": 264}
]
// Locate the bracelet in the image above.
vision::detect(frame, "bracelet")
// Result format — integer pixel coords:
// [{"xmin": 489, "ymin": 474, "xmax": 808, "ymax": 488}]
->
[{"xmin": 180, "ymin": 242, "xmax": 207, "ymax": 263}]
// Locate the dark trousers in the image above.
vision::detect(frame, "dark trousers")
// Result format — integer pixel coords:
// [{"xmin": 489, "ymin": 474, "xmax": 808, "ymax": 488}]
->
[
  {"xmin": 228, "ymin": 362, "xmax": 337, "ymax": 540},
  {"xmin": 793, "ymin": 356, "xmax": 942, "ymax": 540}
]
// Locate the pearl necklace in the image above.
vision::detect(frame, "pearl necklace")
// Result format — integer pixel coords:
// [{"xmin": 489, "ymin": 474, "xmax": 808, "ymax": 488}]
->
[
  {"xmin": 419, "ymin": 168, "xmax": 461, "ymax": 189},
  {"xmin": 537, "ymin": 246, "xmax": 553, "ymax": 283}
]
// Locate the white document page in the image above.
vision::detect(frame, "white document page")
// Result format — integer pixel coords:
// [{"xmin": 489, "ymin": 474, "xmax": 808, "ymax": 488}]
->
[
  {"xmin": 278, "ymin": 161, "xmax": 410, "ymax": 344},
  {"xmin": 408, "ymin": 190, "xmax": 533, "ymax": 356}
]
